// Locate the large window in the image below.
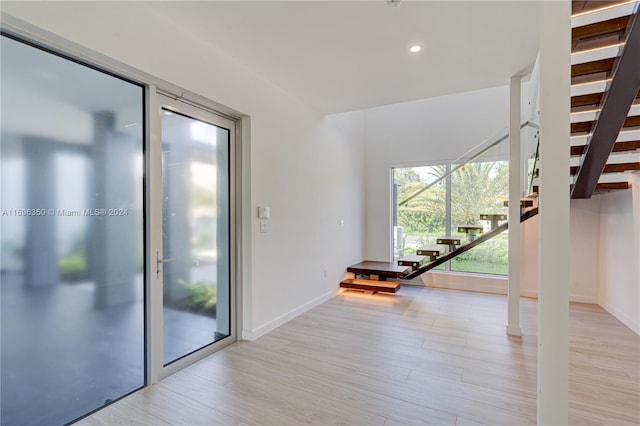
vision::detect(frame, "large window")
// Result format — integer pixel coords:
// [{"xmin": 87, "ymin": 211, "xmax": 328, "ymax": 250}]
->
[
  {"xmin": 394, "ymin": 160, "xmax": 509, "ymax": 275},
  {"xmin": 1, "ymin": 35, "xmax": 145, "ymax": 425}
]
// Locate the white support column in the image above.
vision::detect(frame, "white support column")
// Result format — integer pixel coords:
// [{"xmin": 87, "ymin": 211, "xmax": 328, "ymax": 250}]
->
[
  {"xmin": 507, "ymin": 75, "xmax": 522, "ymax": 337},
  {"xmin": 538, "ymin": 1, "xmax": 571, "ymax": 425}
]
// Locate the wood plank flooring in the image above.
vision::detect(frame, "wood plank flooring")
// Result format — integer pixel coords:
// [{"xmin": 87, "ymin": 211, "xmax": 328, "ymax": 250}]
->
[{"xmin": 79, "ymin": 286, "xmax": 639, "ymax": 425}]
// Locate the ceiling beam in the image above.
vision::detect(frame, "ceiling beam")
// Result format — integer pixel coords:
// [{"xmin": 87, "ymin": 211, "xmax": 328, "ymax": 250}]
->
[{"xmin": 571, "ymin": 9, "xmax": 640, "ymax": 199}]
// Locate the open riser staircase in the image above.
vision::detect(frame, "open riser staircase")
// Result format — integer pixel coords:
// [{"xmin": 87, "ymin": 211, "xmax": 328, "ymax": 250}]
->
[
  {"xmin": 342, "ymin": 1, "xmax": 639, "ymax": 294},
  {"xmin": 342, "ymin": 204, "xmax": 539, "ymax": 293},
  {"xmin": 568, "ymin": 0, "xmax": 640, "ymax": 197}
]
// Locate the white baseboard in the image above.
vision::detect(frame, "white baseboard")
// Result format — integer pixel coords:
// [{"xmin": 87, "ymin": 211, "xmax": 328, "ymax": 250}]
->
[
  {"xmin": 599, "ymin": 300, "xmax": 640, "ymax": 335},
  {"xmin": 506, "ymin": 324, "xmax": 523, "ymax": 336},
  {"xmin": 242, "ymin": 288, "xmax": 341, "ymax": 341},
  {"xmin": 569, "ymin": 294, "xmax": 598, "ymax": 304},
  {"xmin": 420, "ymin": 271, "xmax": 507, "ymax": 295},
  {"xmin": 520, "ymin": 289, "xmax": 597, "ymax": 304}
]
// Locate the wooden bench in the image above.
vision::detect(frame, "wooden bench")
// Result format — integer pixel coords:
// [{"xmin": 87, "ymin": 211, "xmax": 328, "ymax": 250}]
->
[{"xmin": 340, "ymin": 278, "xmax": 401, "ymax": 294}]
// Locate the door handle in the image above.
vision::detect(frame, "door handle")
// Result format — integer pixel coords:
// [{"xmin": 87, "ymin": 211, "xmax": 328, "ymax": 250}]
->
[{"xmin": 156, "ymin": 251, "xmax": 175, "ymax": 278}]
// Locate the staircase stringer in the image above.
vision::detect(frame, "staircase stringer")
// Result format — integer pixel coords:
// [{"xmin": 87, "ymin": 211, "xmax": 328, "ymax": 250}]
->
[{"xmin": 402, "ymin": 208, "xmax": 539, "ymax": 280}]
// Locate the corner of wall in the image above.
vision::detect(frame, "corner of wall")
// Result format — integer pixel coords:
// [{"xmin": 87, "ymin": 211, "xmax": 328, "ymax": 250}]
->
[
  {"xmin": 598, "ymin": 173, "xmax": 640, "ymax": 335},
  {"xmin": 241, "ymin": 288, "xmax": 342, "ymax": 340}
]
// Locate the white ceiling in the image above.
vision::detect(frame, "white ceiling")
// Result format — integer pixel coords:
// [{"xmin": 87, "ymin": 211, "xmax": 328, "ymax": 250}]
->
[{"xmin": 141, "ymin": 0, "xmax": 542, "ymax": 114}]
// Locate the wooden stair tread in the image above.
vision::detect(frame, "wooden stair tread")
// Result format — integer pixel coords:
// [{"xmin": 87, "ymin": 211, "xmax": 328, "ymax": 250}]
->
[
  {"xmin": 572, "ymin": 0, "xmax": 631, "ymax": 15},
  {"xmin": 436, "ymin": 237, "xmax": 462, "ymax": 245},
  {"xmin": 416, "ymin": 247, "xmax": 440, "ymax": 256},
  {"xmin": 572, "ymin": 15, "xmax": 630, "ymax": 51},
  {"xmin": 457, "ymin": 225, "xmax": 483, "ymax": 234},
  {"xmin": 571, "ymin": 140, "xmax": 640, "ymax": 156},
  {"xmin": 340, "ymin": 278, "xmax": 400, "ymax": 293},
  {"xmin": 571, "ymin": 115, "xmax": 640, "ymax": 134},
  {"xmin": 570, "ymin": 162, "xmax": 640, "ymax": 175},
  {"xmin": 595, "ymin": 182, "xmax": 630, "ymax": 191},
  {"xmin": 398, "ymin": 255, "xmax": 428, "ymax": 269},
  {"xmin": 571, "ymin": 57, "xmax": 615, "ymax": 79},
  {"xmin": 479, "ymin": 213, "xmax": 507, "ymax": 220},
  {"xmin": 457, "ymin": 225, "xmax": 483, "ymax": 230},
  {"xmin": 570, "ymin": 182, "xmax": 630, "ymax": 192},
  {"xmin": 623, "ymin": 115, "xmax": 640, "ymax": 128},
  {"xmin": 347, "ymin": 261, "xmax": 409, "ymax": 278},
  {"xmin": 571, "ymin": 90, "xmax": 639, "ymax": 110},
  {"xmin": 398, "ymin": 254, "xmax": 427, "ymax": 262},
  {"xmin": 572, "ymin": 92, "xmax": 605, "ymax": 109},
  {"xmin": 503, "ymin": 199, "xmax": 534, "ymax": 207}
]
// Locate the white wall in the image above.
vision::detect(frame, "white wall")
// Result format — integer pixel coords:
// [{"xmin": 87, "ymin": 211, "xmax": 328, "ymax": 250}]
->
[
  {"xmin": 2, "ymin": 2, "xmax": 366, "ymax": 339},
  {"xmin": 360, "ymin": 81, "xmax": 604, "ymax": 301},
  {"xmin": 599, "ymin": 172, "xmax": 640, "ymax": 334},
  {"xmin": 363, "ymin": 85, "xmax": 511, "ymax": 261},
  {"xmin": 418, "ymin": 198, "xmax": 602, "ymax": 301},
  {"xmin": 521, "ymin": 199, "xmax": 601, "ymax": 304}
]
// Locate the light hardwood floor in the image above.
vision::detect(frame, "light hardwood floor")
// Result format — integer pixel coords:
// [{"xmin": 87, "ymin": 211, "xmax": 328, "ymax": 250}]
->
[{"xmin": 79, "ymin": 286, "xmax": 640, "ymax": 425}]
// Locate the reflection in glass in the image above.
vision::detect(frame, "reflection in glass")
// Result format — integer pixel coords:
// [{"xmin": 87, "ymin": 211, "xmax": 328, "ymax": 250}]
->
[
  {"xmin": 394, "ymin": 159, "xmax": 509, "ymax": 275},
  {"xmin": 161, "ymin": 110, "xmax": 230, "ymax": 365},
  {"xmin": 394, "ymin": 166, "xmax": 446, "ymax": 270},
  {"xmin": 450, "ymin": 161, "xmax": 509, "ymax": 275},
  {"xmin": 0, "ymin": 36, "xmax": 144, "ymax": 425}
]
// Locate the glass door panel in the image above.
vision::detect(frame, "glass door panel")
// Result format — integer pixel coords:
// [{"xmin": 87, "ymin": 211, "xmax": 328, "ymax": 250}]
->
[
  {"xmin": 160, "ymin": 109, "xmax": 231, "ymax": 366},
  {"xmin": 1, "ymin": 35, "xmax": 145, "ymax": 425}
]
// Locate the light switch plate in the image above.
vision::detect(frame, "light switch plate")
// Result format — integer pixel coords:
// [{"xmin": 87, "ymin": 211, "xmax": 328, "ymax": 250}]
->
[{"xmin": 258, "ymin": 206, "xmax": 270, "ymax": 219}]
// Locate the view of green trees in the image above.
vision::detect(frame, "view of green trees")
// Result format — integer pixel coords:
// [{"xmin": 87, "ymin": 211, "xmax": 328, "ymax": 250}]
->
[{"xmin": 395, "ymin": 161, "xmax": 509, "ymax": 275}]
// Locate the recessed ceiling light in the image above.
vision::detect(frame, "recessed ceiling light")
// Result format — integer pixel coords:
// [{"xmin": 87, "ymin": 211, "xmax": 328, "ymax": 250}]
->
[{"xmin": 409, "ymin": 45, "xmax": 422, "ymax": 53}]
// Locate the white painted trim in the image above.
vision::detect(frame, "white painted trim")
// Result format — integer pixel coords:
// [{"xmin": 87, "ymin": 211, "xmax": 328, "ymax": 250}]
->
[
  {"xmin": 569, "ymin": 294, "xmax": 598, "ymax": 304},
  {"xmin": 508, "ymin": 74, "xmax": 522, "ymax": 336},
  {"xmin": 520, "ymin": 289, "xmax": 597, "ymax": 305},
  {"xmin": 506, "ymin": 324, "xmax": 522, "ymax": 336},
  {"xmin": 600, "ymin": 300, "xmax": 640, "ymax": 335},
  {"xmin": 538, "ymin": 2, "xmax": 571, "ymax": 421},
  {"xmin": 241, "ymin": 288, "xmax": 341, "ymax": 341},
  {"xmin": 420, "ymin": 272, "xmax": 508, "ymax": 295}
]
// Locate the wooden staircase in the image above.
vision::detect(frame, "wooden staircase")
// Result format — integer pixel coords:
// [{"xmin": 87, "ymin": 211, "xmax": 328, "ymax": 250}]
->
[
  {"xmin": 342, "ymin": 1, "xmax": 639, "ymax": 294},
  {"xmin": 342, "ymin": 206, "xmax": 539, "ymax": 293},
  {"xmin": 569, "ymin": 0, "xmax": 640, "ymax": 197}
]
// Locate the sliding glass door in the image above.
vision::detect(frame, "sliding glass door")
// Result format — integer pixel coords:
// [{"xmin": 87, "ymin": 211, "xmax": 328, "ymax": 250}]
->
[{"xmin": 1, "ymin": 35, "xmax": 145, "ymax": 425}]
